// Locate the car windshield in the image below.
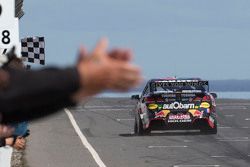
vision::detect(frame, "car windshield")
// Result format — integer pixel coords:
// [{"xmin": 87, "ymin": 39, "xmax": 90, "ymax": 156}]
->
[{"xmin": 150, "ymin": 81, "xmax": 209, "ymax": 93}]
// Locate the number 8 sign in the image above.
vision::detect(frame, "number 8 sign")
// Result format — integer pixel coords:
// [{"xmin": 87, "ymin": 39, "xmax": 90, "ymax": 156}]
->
[
  {"xmin": 0, "ymin": 5, "xmax": 2, "ymax": 15},
  {"xmin": 2, "ymin": 30, "xmax": 10, "ymax": 44},
  {"xmin": 0, "ymin": 0, "xmax": 20, "ymax": 56}
]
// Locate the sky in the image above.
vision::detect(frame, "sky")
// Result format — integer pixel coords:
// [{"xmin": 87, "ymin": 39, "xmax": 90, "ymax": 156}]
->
[{"xmin": 19, "ymin": 0, "xmax": 250, "ymax": 80}]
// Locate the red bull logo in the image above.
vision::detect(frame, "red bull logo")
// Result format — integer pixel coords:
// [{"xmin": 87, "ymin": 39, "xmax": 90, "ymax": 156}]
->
[
  {"xmin": 194, "ymin": 110, "xmax": 202, "ymax": 117},
  {"xmin": 155, "ymin": 111, "xmax": 164, "ymax": 118},
  {"xmin": 189, "ymin": 109, "xmax": 202, "ymax": 117},
  {"xmin": 155, "ymin": 110, "xmax": 170, "ymax": 118}
]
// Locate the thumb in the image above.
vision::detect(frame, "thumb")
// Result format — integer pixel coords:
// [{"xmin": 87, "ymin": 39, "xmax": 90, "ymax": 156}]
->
[
  {"xmin": 77, "ymin": 46, "xmax": 88, "ymax": 63},
  {"xmin": 92, "ymin": 38, "xmax": 108, "ymax": 60}
]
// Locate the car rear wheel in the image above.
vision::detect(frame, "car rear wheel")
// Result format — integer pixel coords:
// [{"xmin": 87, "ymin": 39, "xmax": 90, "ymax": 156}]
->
[{"xmin": 134, "ymin": 112, "xmax": 151, "ymax": 136}]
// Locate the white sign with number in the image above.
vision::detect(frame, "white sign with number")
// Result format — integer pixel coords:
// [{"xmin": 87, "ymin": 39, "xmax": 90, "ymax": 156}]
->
[{"xmin": 0, "ymin": 0, "xmax": 20, "ymax": 56}]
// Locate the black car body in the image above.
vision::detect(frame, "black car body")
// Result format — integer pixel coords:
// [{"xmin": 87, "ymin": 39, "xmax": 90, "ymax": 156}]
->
[{"xmin": 132, "ymin": 78, "xmax": 217, "ymax": 135}]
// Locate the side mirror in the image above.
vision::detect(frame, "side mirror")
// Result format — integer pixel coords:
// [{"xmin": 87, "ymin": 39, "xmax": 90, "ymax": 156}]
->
[
  {"xmin": 131, "ymin": 94, "xmax": 140, "ymax": 100},
  {"xmin": 211, "ymin": 93, "xmax": 217, "ymax": 99}
]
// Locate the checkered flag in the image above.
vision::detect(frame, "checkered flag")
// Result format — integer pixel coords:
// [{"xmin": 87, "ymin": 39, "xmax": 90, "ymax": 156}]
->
[{"xmin": 21, "ymin": 37, "xmax": 45, "ymax": 65}]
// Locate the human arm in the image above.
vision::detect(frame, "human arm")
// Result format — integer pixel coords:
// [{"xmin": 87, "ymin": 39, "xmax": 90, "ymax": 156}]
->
[
  {"xmin": 0, "ymin": 38, "xmax": 142, "ymax": 124},
  {"xmin": 0, "ymin": 136, "xmax": 26, "ymax": 150}
]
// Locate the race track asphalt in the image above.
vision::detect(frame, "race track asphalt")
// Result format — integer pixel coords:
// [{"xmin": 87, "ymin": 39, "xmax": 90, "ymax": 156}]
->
[{"xmin": 26, "ymin": 98, "xmax": 250, "ymax": 167}]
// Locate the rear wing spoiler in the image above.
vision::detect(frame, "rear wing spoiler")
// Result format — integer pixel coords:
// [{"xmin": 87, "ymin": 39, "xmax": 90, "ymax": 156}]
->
[{"xmin": 150, "ymin": 80, "xmax": 209, "ymax": 92}]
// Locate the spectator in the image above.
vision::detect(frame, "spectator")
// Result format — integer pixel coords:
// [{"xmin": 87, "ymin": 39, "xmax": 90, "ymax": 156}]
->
[
  {"xmin": 0, "ymin": 135, "xmax": 26, "ymax": 150},
  {"xmin": 0, "ymin": 55, "xmax": 29, "ymax": 150}
]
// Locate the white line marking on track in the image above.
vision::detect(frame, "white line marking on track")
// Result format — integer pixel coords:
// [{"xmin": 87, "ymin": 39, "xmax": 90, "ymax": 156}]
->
[
  {"xmin": 87, "ymin": 109, "xmax": 131, "ymax": 111},
  {"xmin": 245, "ymin": 118, "xmax": 250, "ymax": 121},
  {"xmin": 219, "ymin": 103, "xmax": 250, "ymax": 106},
  {"xmin": 65, "ymin": 108, "xmax": 107, "ymax": 167},
  {"xmin": 71, "ymin": 109, "xmax": 85, "ymax": 112},
  {"xmin": 224, "ymin": 114, "xmax": 234, "ymax": 117},
  {"xmin": 148, "ymin": 145, "xmax": 188, "ymax": 148},
  {"xmin": 84, "ymin": 105, "xmax": 134, "ymax": 109},
  {"xmin": 216, "ymin": 137, "xmax": 250, "ymax": 142},
  {"xmin": 241, "ymin": 127, "xmax": 249, "ymax": 129},
  {"xmin": 116, "ymin": 118, "xmax": 134, "ymax": 121},
  {"xmin": 217, "ymin": 126, "xmax": 249, "ymax": 129},
  {"xmin": 216, "ymin": 137, "xmax": 249, "ymax": 140},
  {"xmin": 218, "ymin": 126, "xmax": 232, "ymax": 129},
  {"xmin": 219, "ymin": 106, "xmax": 247, "ymax": 110},
  {"xmin": 216, "ymin": 126, "xmax": 249, "ymax": 129},
  {"xmin": 211, "ymin": 155, "xmax": 228, "ymax": 158},
  {"xmin": 218, "ymin": 140, "xmax": 250, "ymax": 142},
  {"xmin": 173, "ymin": 165, "xmax": 220, "ymax": 167}
]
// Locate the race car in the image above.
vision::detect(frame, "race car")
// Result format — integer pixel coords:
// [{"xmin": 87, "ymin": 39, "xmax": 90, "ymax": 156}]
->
[{"xmin": 131, "ymin": 78, "xmax": 217, "ymax": 135}]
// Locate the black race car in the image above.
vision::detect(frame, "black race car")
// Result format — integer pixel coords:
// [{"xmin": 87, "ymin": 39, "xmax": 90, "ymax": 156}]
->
[{"xmin": 132, "ymin": 78, "xmax": 217, "ymax": 135}]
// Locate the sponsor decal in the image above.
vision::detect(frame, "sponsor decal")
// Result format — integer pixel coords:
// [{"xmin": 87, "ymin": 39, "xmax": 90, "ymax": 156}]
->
[
  {"xmin": 162, "ymin": 94, "xmax": 176, "ymax": 98},
  {"xmin": 181, "ymin": 98, "xmax": 190, "ymax": 101},
  {"xmin": 158, "ymin": 104, "xmax": 163, "ymax": 110},
  {"xmin": 209, "ymin": 116, "xmax": 214, "ymax": 123},
  {"xmin": 189, "ymin": 109, "xmax": 202, "ymax": 117},
  {"xmin": 168, "ymin": 119, "xmax": 192, "ymax": 123},
  {"xmin": 155, "ymin": 111, "xmax": 164, "ymax": 118},
  {"xmin": 194, "ymin": 110, "xmax": 202, "ymax": 117},
  {"xmin": 169, "ymin": 114, "xmax": 191, "ymax": 120},
  {"xmin": 168, "ymin": 113, "xmax": 192, "ymax": 123},
  {"xmin": 208, "ymin": 116, "xmax": 215, "ymax": 128},
  {"xmin": 155, "ymin": 110, "xmax": 170, "ymax": 118},
  {"xmin": 148, "ymin": 104, "xmax": 158, "ymax": 110},
  {"xmin": 181, "ymin": 94, "xmax": 196, "ymax": 97},
  {"xmin": 140, "ymin": 114, "xmax": 144, "ymax": 119},
  {"xmin": 153, "ymin": 81, "xmax": 208, "ymax": 87},
  {"xmin": 163, "ymin": 102, "xmax": 195, "ymax": 110},
  {"xmin": 200, "ymin": 102, "xmax": 210, "ymax": 108}
]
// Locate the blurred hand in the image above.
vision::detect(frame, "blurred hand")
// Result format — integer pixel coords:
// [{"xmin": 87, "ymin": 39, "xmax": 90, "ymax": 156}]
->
[
  {"xmin": 0, "ymin": 70, "xmax": 10, "ymax": 89},
  {"xmin": 5, "ymin": 137, "xmax": 14, "ymax": 145},
  {"xmin": 0, "ymin": 124, "xmax": 14, "ymax": 138},
  {"xmin": 13, "ymin": 136, "xmax": 26, "ymax": 150},
  {"xmin": 73, "ymin": 38, "xmax": 142, "ymax": 101}
]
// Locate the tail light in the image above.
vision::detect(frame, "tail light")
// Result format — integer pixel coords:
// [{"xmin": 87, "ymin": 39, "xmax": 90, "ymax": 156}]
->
[
  {"xmin": 202, "ymin": 95, "xmax": 211, "ymax": 101},
  {"xmin": 200, "ymin": 95, "xmax": 211, "ymax": 108},
  {"xmin": 145, "ymin": 97, "xmax": 155, "ymax": 103},
  {"xmin": 193, "ymin": 97, "xmax": 202, "ymax": 102}
]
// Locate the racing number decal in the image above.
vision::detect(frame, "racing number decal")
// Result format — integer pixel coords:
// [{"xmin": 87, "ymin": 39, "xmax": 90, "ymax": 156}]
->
[{"xmin": 1, "ymin": 30, "xmax": 10, "ymax": 44}]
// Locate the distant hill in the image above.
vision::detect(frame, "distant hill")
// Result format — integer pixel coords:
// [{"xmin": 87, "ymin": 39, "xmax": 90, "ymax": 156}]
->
[
  {"xmin": 210, "ymin": 80, "xmax": 250, "ymax": 92},
  {"xmin": 132, "ymin": 80, "xmax": 250, "ymax": 92}
]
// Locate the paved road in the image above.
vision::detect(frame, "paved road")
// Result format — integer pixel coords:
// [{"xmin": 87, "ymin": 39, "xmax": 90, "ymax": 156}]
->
[{"xmin": 27, "ymin": 98, "xmax": 250, "ymax": 167}]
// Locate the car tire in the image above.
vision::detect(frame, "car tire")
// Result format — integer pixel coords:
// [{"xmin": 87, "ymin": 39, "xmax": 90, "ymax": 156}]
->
[
  {"xmin": 134, "ymin": 112, "xmax": 151, "ymax": 136},
  {"xmin": 200, "ymin": 120, "xmax": 217, "ymax": 134}
]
